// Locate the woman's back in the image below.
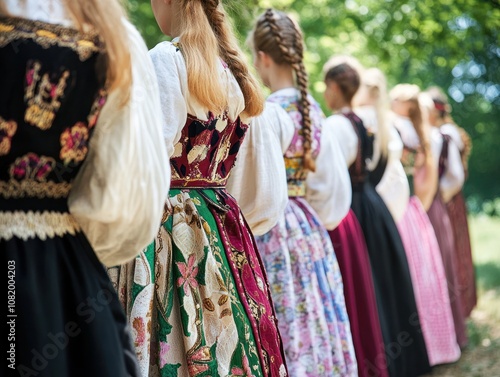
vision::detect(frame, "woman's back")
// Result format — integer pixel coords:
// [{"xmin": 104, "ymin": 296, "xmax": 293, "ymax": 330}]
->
[
  {"xmin": 0, "ymin": 16, "xmax": 105, "ymax": 220},
  {"xmin": 149, "ymin": 40, "xmax": 249, "ymax": 186},
  {"xmin": 0, "ymin": 3, "xmax": 170, "ymax": 376}
]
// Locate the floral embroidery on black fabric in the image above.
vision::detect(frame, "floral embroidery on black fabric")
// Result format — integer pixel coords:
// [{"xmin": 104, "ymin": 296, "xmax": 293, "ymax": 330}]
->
[
  {"xmin": 60, "ymin": 122, "xmax": 90, "ymax": 165},
  {"xmin": 9, "ymin": 153, "xmax": 55, "ymax": 181},
  {"xmin": 0, "ymin": 16, "xmax": 103, "ymax": 61},
  {"xmin": 88, "ymin": 89, "xmax": 108, "ymax": 129},
  {"xmin": 24, "ymin": 61, "xmax": 70, "ymax": 130},
  {"xmin": 0, "ymin": 117, "xmax": 17, "ymax": 156}
]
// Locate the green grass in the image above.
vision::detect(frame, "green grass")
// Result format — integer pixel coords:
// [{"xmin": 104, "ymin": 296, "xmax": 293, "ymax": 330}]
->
[
  {"xmin": 427, "ymin": 215, "xmax": 500, "ymax": 376},
  {"xmin": 469, "ymin": 216, "xmax": 500, "ymax": 324}
]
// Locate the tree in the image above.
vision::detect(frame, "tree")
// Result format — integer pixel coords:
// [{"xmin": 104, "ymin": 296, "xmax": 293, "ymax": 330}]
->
[{"xmin": 127, "ymin": 0, "xmax": 500, "ymax": 204}]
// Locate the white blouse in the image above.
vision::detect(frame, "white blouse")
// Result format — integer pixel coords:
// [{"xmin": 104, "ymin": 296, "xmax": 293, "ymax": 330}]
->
[
  {"xmin": 5, "ymin": 0, "xmax": 72, "ymax": 26},
  {"xmin": 392, "ymin": 115, "xmax": 420, "ymax": 150},
  {"xmin": 430, "ymin": 127, "xmax": 465, "ymax": 203},
  {"xmin": 326, "ymin": 112, "xmax": 410, "ymax": 222},
  {"xmin": 6, "ymin": 1, "xmax": 171, "ymax": 267},
  {"xmin": 226, "ymin": 103, "xmax": 288, "ymax": 235},
  {"xmin": 355, "ymin": 108, "xmax": 410, "ymax": 222},
  {"xmin": 249, "ymin": 89, "xmax": 351, "ymax": 231},
  {"xmin": 324, "ymin": 114, "xmax": 358, "ymax": 166},
  {"xmin": 150, "ymin": 41, "xmax": 288, "ymax": 235},
  {"xmin": 306, "ymin": 118, "xmax": 351, "ymax": 231},
  {"xmin": 441, "ymin": 123, "xmax": 465, "ymax": 152}
]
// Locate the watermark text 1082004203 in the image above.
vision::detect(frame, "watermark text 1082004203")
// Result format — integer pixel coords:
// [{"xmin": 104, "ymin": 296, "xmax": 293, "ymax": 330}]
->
[{"xmin": 7, "ymin": 260, "xmax": 16, "ymax": 370}]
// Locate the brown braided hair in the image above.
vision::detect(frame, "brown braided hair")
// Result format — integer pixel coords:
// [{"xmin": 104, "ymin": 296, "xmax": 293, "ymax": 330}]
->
[
  {"xmin": 177, "ymin": 0, "xmax": 264, "ymax": 117},
  {"xmin": 252, "ymin": 9, "xmax": 316, "ymax": 171},
  {"xmin": 324, "ymin": 62, "xmax": 361, "ymax": 104}
]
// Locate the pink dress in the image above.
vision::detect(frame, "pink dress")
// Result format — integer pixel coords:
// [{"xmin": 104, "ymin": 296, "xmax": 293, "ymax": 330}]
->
[{"xmin": 398, "ymin": 196, "xmax": 461, "ymax": 365}]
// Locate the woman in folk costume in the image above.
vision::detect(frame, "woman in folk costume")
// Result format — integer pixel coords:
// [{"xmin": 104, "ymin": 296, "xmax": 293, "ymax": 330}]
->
[
  {"xmin": 391, "ymin": 86, "xmax": 468, "ymax": 349},
  {"xmin": 323, "ymin": 58, "xmax": 431, "ymax": 377},
  {"xmin": 381, "ymin": 84, "xmax": 461, "ymax": 366},
  {"xmin": 416, "ymin": 91, "xmax": 469, "ymax": 348},
  {"xmin": 353, "ymin": 68, "xmax": 410, "ymax": 224},
  {"xmin": 426, "ymin": 86, "xmax": 476, "ymax": 318},
  {"xmin": 323, "ymin": 65, "xmax": 389, "ymax": 377},
  {"xmin": 245, "ymin": 9, "xmax": 357, "ymax": 377},
  {"xmin": 108, "ymin": 1, "xmax": 289, "ymax": 376},
  {"xmin": 0, "ymin": 0, "xmax": 170, "ymax": 375}
]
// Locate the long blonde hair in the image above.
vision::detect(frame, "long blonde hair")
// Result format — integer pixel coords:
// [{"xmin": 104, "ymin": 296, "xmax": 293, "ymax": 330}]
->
[
  {"xmin": 0, "ymin": 0, "xmax": 132, "ymax": 97},
  {"xmin": 177, "ymin": 0, "xmax": 264, "ymax": 117},
  {"xmin": 390, "ymin": 84, "xmax": 432, "ymax": 163},
  {"xmin": 354, "ymin": 67, "xmax": 390, "ymax": 161},
  {"xmin": 251, "ymin": 9, "xmax": 316, "ymax": 172}
]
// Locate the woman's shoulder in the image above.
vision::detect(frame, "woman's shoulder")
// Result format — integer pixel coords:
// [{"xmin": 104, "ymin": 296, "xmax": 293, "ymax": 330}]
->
[
  {"xmin": 325, "ymin": 113, "xmax": 353, "ymax": 128},
  {"xmin": 149, "ymin": 40, "xmax": 185, "ymax": 65}
]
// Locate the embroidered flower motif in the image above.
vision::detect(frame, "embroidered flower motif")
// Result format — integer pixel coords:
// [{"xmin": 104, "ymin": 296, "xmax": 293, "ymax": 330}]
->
[
  {"xmin": 231, "ymin": 351, "xmax": 255, "ymax": 377},
  {"xmin": 159, "ymin": 341, "xmax": 170, "ymax": 369},
  {"xmin": 187, "ymin": 346, "xmax": 212, "ymax": 376},
  {"xmin": 10, "ymin": 153, "xmax": 55, "ymax": 181},
  {"xmin": 0, "ymin": 117, "xmax": 17, "ymax": 156},
  {"xmin": 132, "ymin": 317, "xmax": 146, "ymax": 348},
  {"xmin": 176, "ymin": 254, "xmax": 199, "ymax": 296},
  {"xmin": 88, "ymin": 90, "xmax": 107, "ymax": 129},
  {"xmin": 24, "ymin": 61, "xmax": 70, "ymax": 130},
  {"xmin": 0, "ymin": 23, "xmax": 15, "ymax": 33},
  {"xmin": 188, "ymin": 363, "xmax": 209, "ymax": 376},
  {"xmin": 60, "ymin": 122, "xmax": 89, "ymax": 164},
  {"xmin": 36, "ymin": 30, "xmax": 58, "ymax": 39}
]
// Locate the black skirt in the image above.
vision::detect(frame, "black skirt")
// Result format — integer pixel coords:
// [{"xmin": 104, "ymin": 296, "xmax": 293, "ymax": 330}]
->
[
  {"xmin": 3, "ymin": 233, "xmax": 139, "ymax": 377},
  {"xmin": 351, "ymin": 182, "xmax": 431, "ymax": 377}
]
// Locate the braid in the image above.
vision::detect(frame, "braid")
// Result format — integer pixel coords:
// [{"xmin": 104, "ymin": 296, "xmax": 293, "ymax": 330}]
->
[
  {"xmin": 295, "ymin": 61, "xmax": 315, "ymax": 171},
  {"xmin": 201, "ymin": 0, "xmax": 264, "ymax": 117},
  {"xmin": 261, "ymin": 9, "xmax": 316, "ymax": 172}
]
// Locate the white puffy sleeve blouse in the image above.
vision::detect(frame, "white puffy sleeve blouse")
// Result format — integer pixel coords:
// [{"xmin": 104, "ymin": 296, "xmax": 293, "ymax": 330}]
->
[
  {"xmin": 306, "ymin": 120, "xmax": 352, "ymax": 231},
  {"xmin": 68, "ymin": 22, "xmax": 171, "ymax": 267},
  {"xmin": 226, "ymin": 102, "xmax": 289, "ymax": 235},
  {"xmin": 6, "ymin": 1, "xmax": 172, "ymax": 267}
]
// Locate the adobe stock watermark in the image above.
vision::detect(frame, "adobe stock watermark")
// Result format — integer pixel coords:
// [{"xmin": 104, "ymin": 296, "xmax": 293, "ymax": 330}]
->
[
  {"xmin": 361, "ymin": 311, "xmax": 422, "ymax": 377},
  {"xmin": 7, "ymin": 260, "xmax": 17, "ymax": 371},
  {"xmin": 16, "ymin": 287, "xmax": 115, "ymax": 377}
]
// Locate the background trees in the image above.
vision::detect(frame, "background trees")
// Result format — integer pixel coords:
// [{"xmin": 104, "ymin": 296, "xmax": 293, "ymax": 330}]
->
[{"xmin": 127, "ymin": 0, "xmax": 500, "ymax": 209}]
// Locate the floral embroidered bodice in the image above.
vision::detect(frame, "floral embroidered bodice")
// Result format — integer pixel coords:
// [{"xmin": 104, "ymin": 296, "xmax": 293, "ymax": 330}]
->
[
  {"xmin": 0, "ymin": 16, "xmax": 107, "ymax": 213},
  {"xmin": 268, "ymin": 91, "xmax": 322, "ymax": 196},
  {"xmin": 170, "ymin": 112, "xmax": 248, "ymax": 187}
]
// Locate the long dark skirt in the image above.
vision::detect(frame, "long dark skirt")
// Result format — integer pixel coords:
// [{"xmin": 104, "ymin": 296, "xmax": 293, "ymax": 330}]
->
[
  {"xmin": 428, "ymin": 195, "xmax": 468, "ymax": 348},
  {"xmin": 329, "ymin": 209, "xmax": 389, "ymax": 377},
  {"xmin": 447, "ymin": 191, "xmax": 477, "ymax": 317},
  {"xmin": 351, "ymin": 182, "xmax": 431, "ymax": 377},
  {"xmin": 3, "ymin": 233, "xmax": 138, "ymax": 377}
]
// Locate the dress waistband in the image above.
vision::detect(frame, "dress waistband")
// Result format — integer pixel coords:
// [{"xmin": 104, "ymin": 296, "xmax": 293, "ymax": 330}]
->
[
  {"xmin": 287, "ymin": 180, "xmax": 306, "ymax": 197},
  {"xmin": 170, "ymin": 178, "xmax": 227, "ymax": 190}
]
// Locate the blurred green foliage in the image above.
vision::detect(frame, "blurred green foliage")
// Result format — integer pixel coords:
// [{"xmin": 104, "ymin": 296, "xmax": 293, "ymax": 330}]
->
[{"xmin": 127, "ymin": 0, "xmax": 500, "ymax": 205}]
